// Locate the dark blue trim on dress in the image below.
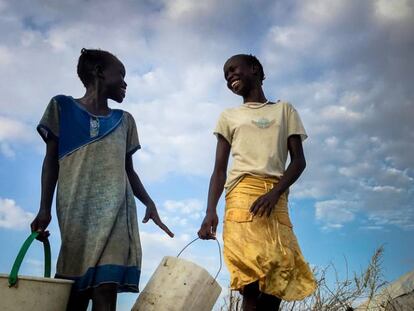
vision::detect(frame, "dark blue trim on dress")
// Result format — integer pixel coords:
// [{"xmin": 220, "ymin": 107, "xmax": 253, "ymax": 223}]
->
[
  {"xmin": 55, "ymin": 265, "xmax": 141, "ymax": 293},
  {"xmin": 55, "ymin": 95, "xmax": 124, "ymax": 160}
]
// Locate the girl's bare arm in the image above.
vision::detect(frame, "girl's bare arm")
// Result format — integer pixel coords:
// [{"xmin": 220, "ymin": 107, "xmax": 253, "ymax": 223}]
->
[
  {"xmin": 198, "ymin": 135, "xmax": 231, "ymax": 239},
  {"xmin": 31, "ymin": 139, "xmax": 59, "ymax": 238},
  {"xmin": 250, "ymin": 134, "xmax": 306, "ymax": 216},
  {"xmin": 126, "ymin": 155, "xmax": 174, "ymax": 237},
  {"xmin": 276, "ymin": 134, "xmax": 306, "ymax": 190}
]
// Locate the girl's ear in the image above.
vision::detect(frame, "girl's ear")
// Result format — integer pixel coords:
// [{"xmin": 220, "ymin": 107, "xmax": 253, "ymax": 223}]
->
[
  {"xmin": 251, "ymin": 63, "xmax": 259, "ymax": 76},
  {"xmin": 94, "ymin": 64, "xmax": 105, "ymax": 80}
]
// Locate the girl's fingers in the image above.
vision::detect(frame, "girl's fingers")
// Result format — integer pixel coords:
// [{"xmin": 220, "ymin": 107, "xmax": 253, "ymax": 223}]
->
[
  {"xmin": 250, "ymin": 201, "xmax": 259, "ymax": 214},
  {"xmin": 159, "ymin": 222, "xmax": 174, "ymax": 237},
  {"xmin": 198, "ymin": 223, "xmax": 210, "ymax": 239},
  {"xmin": 151, "ymin": 213, "xmax": 174, "ymax": 237},
  {"xmin": 36, "ymin": 230, "xmax": 50, "ymax": 241},
  {"xmin": 255, "ymin": 202, "xmax": 265, "ymax": 216},
  {"xmin": 259, "ymin": 205, "xmax": 266, "ymax": 217},
  {"xmin": 249, "ymin": 200, "xmax": 256, "ymax": 213},
  {"xmin": 142, "ymin": 209, "xmax": 151, "ymax": 223},
  {"xmin": 267, "ymin": 207, "xmax": 272, "ymax": 217}
]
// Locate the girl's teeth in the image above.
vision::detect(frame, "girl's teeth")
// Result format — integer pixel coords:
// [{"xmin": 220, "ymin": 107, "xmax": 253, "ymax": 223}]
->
[{"xmin": 231, "ymin": 80, "xmax": 240, "ymax": 88}]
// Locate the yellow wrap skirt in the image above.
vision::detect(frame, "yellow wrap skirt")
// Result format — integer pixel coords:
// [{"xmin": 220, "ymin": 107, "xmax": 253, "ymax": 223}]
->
[{"xmin": 223, "ymin": 176, "xmax": 316, "ymax": 300}]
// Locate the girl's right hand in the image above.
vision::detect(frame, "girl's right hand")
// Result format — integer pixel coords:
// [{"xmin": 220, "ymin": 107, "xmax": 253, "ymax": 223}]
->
[
  {"xmin": 30, "ymin": 210, "xmax": 51, "ymax": 241},
  {"xmin": 198, "ymin": 212, "xmax": 219, "ymax": 240}
]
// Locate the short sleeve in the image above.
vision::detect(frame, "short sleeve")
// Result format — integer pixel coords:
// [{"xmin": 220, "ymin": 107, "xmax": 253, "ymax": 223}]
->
[
  {"xmin": 213, "ymin": 111, "xmax": 232, "ymax": 144},
  {"xmin": 287, "ymin": 104, "xmax": 308, "ymax": 141},
  {"xmin": 126, "ymin": 112, "xmax": 141, "ymax": 155},
  {"xmin": 37, "ymin": 97, "xmax": 60, "ymax": 142}
]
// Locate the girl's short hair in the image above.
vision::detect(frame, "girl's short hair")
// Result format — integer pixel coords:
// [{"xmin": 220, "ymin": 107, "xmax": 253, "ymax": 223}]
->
[
  {"xmin": 77, "ymin": 48, "xmax": 117, "ymax": 87},
  {"xmin": 231, "ymin": 54, "xmax": 266, "ymax": 82}
]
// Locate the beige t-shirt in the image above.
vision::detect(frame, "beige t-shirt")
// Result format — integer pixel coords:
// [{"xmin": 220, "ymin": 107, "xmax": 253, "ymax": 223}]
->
[{"xmin": 214, "ymin": 101, "xmax": 307, "ymax": 192}]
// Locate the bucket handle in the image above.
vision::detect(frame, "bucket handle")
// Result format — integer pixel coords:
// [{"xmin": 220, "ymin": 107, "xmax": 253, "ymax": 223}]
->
[
  {"xmin": 8, "ymin": 232, "xmax": 51, "ymax": 287},
  {"xmin": 176, "ymin": 237, "xmax": 222, "ymax": 284}
]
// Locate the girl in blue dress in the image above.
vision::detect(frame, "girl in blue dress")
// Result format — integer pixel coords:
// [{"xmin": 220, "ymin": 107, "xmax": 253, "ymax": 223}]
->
[{"xmin": 31, "ymin": 49, "xmax": 174, "ymax": 311}]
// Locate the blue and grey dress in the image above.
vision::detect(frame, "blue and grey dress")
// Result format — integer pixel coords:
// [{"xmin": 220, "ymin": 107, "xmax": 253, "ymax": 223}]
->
[{"xmin": 37, "ymin": 95, "xmax": 142, "ymax": 292}]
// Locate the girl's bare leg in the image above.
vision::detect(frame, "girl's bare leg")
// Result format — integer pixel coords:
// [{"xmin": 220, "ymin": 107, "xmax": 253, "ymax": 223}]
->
[
  {"xmin": 242, "ymin": 281, "xmax": 282, "ymax": 311},
  {"xmin": 257, "ymin": 292, "xmax": 281, "ymax": 311},
  {"xmin": 242, "ymin": 281, "xmax": 260, "ymax": 311},
  {"xmin": 91, "ymin": 283, "xmax": 118, "ymax": 311},
  {"xmin": 66, "ymin": 288, "xmax": 90, "ymax": 311}
]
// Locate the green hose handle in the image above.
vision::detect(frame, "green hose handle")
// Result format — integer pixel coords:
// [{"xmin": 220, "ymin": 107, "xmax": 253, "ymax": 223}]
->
[{"xmin": 8, "ymin": 232, "xmax": 51, "ymax": 287}]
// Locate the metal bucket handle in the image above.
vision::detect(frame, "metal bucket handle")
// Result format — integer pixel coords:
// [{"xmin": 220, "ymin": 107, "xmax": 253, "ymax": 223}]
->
[
  {"xmin": 176, "ymin": 237, "xmax": 222, "ymax": 284},
  {"xmin": 8, "ymin": 232, "xmax": 51, "ymax": 287}
]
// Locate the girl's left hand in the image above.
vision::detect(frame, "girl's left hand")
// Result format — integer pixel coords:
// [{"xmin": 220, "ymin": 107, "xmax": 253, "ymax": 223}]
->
[
  {"xmin": 143, "ymin": 204, "xmax": 174, "ymax": 237},
  {"xmin": 250, "ymin": 190, "xmax": 281, "ymax": 217}
]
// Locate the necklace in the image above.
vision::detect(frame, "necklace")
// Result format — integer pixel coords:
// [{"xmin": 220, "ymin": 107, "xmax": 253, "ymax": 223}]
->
[{"xmin": 244, "ymin": 100, "xmax": 269, "ymax": 109}]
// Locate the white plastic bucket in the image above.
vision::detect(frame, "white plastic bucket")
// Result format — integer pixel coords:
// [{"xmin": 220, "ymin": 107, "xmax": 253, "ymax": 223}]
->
[
  {"xmin": 0, "ymin": 274, "xmax": 74, "ymax": 311},
  {"xmin": 132, "ymin": 238, "xmax": 222, "ymax": 311},
  {"xmin": 0, "ymin": 232, "xmax": 74, "ymax": 311}
]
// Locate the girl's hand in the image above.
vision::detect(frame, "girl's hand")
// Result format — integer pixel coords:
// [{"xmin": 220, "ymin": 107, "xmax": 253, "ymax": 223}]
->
[
  {"xmin": 198, "ymin": 212, "xmax": 219, "ymax": 240},
  {"xmin": 143, "ymin": 204, "xmax": 174, "ymax": 237},
  {"xmin": 30, "ymin": 209, "xmax": 51, "ymax": 241},
  {"xmin": 250, "ymin": 190, "xmax": 281, "ymax": 217}
]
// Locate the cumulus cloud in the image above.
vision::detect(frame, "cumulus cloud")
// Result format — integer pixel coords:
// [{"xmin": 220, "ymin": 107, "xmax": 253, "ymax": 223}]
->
[
  {"xmin": 0, "ymin": 116, "xmax": 37, "ymax": 157},
  {"xmin": 157, "ymin": 199, "xmax": 205, "ymax": 230},
  {"xmin": 260, "ymin": 0, "xmax": 414, "ymax": 230},
  {"xmin": 315, "ymin": 200, "xmax": 357, "ymax": 229},
  {"xmin": 0, "ymin": 116, "xmax": 35, "ymax": 141},
  {"xmin": 0, "ymin": 0, "xmax": 413, "ymax": 231},
  {"xmin": 0, "ymin": 198, "xmax": 34, "ymax": 230},
  {"xmin": 164, "ymin": 199, "xmax": 203, "ymax": 215}
]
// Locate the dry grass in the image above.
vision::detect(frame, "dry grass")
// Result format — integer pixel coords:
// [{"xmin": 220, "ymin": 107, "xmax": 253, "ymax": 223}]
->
[{"xmin": 219, "ymin": 246, "xmax": 390, "ymax": 311}]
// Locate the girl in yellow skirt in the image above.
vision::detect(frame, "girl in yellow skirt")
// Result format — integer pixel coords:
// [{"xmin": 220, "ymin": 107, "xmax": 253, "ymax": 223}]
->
[{"xmin": 198, "ymin": 54, "xmax": 316, "ymax": 310}]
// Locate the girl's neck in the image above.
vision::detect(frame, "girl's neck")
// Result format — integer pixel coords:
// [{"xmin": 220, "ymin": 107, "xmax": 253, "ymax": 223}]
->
[
  {"xmin": 243, "ymin": 86, "xmax": 267, "ymax": 103},
  {"xmin": 79, "ymin": 88, "xmax": 110, "ymax": 115}
]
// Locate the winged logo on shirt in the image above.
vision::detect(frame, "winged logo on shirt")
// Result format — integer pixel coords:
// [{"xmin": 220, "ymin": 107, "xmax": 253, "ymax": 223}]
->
[{"xmin": 252, "ymin": 118, "xmax": 275, "ymax": 129}]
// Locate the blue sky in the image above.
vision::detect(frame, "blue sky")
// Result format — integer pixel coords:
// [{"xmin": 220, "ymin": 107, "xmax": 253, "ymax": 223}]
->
[{"xmin": 0, "ymin": 0, "xmax": 413, "ymax": 309}]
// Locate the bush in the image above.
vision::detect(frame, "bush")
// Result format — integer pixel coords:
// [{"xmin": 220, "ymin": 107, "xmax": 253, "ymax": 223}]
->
[{"xmin": 219, "ymin": 246, "xmax": 388, "ymax": 311}]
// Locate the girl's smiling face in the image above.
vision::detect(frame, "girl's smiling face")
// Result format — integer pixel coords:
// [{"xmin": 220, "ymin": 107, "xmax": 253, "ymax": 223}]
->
[
  {"xmin": 223, "ymin": 56, "xmax": 256, "ymax": 96},
  {"xmin": 102, "ymin": 58, "xmax": 127, "ymax": 103}
]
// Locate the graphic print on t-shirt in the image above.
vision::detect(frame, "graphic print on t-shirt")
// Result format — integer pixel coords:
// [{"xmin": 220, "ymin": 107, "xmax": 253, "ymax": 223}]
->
[{"xmin": 251, "ymin": 117, "xmax": 275, "ymax": 129}]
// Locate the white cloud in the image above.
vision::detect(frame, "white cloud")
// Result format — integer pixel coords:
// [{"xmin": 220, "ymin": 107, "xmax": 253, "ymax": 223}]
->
[
  {"xmin": 0, "ymin": 116, "xmax": 34, "ymax": 141},
  {"xmin": 375, "ymin": 0, "xmax": 414, "ymax": 21},
  {"xmin": 300, "ymin": 0, "xmax": 350, "ymax": 24},
  {"xmin": 315, "ymin": 200, "xmax": 357, "ymax": 229},
  {"xmin": 0, "ymin": 198, "xmax": 34, "ymax": 230},
  {"xmin": 165, "ymin": 0, "xmax": 214, "ymax": 21},
  {"xmin": 159, "ymin": 199, "xmax": 205, "ymax": 230},
  {"xmin": 0, "ymin": 116, "xmax": 37, "ymax": 157},
  {"xmin": 0, "ymin": 0, "xmax": 413, "ymax": 231},
  {"xmin": 261, "ymin": 0, "xmax": 414, "ymax": 230},
  {"xmin": 125, "ymin": 96, "xmax": 222, "ymax": 181},
  {"xmin": 164, "ymin": 199, "xmax": 203, "ymax": 215}
]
